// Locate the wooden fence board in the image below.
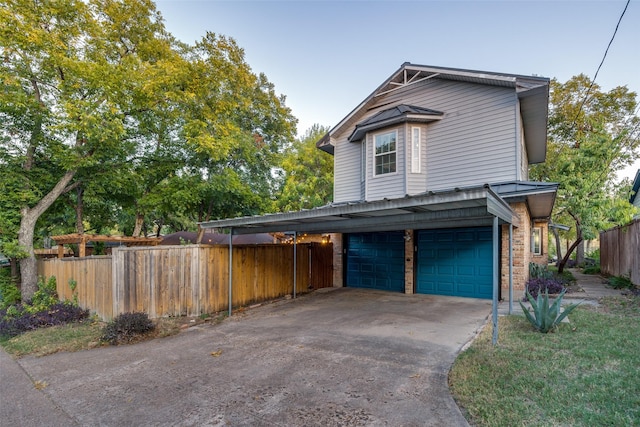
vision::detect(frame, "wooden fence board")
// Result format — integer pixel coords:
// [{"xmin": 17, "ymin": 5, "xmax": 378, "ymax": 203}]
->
[
  {"xmin": 38, "ymin": 256, "xmax": 113, "ymax": 320},
  {"xmin": 600, "ymin": 219, "xmax": 640, "ymax": 285},
  {"xmin": 37, "ymin": 243, "xmax": 333, "ymax": 320}
]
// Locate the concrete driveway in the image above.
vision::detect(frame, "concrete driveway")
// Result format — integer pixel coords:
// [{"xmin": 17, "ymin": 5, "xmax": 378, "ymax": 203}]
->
[{"xmin": 13, "ymin": 288, "xmax": 491, "ymax": 426}]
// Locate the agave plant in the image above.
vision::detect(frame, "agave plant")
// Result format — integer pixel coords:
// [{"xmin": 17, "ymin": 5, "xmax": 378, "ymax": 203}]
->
[{"xmin": 519, "ymin": 289, "xmax": 580, "ymax": 333}]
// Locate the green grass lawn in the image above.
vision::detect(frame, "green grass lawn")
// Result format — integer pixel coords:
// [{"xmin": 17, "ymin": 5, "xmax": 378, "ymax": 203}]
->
[
  {"xmin": 0, "ymin": 317, "xmax": 185, "ymax": 358},
  {"xmin": 450, "ymin": 296, "xmax": 640, "ymax": 426}
]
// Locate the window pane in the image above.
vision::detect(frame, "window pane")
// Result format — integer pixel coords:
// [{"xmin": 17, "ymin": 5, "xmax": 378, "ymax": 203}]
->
[
  {"xmin": 411, "ymin": 127, "xmax": 420, "ymax": 173},
  {"xmin": 532, "ymin": 228, "xmax": 542, "ymax": 255},
  {"xmin": 374, "ymin": 131, "xmax": 397, "ymax": 175}
]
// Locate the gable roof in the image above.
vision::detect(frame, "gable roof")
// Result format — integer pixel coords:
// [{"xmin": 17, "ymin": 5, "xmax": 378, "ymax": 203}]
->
[
  {"xmin": 317, "ymin": 62, "xmax": 550, "ymax": 162},
  {"xmin": 348, "ymin": 104, "xmax": 443, "ymax": 142}
]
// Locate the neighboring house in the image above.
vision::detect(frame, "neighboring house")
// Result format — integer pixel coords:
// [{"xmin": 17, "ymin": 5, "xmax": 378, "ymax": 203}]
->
[
  {"xmin": 631, "ymin": 169, "xmax": 640, "ymax": 216},
  {"xmin": 200, "ymin": 63, "xmax": 558, "ymax": 300}
]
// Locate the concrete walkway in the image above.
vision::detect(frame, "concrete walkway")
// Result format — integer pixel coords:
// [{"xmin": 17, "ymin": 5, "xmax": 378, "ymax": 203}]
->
[
  {"xmin": 499, "ymin": 268, "xmax": 625, "ymax": 315},
  {"xmin": 569, "ymin": 268, "xmax": 624, "ymax": 299}
]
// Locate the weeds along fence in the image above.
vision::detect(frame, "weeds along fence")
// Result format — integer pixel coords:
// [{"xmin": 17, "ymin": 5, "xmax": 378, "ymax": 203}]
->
[
  {"xmin": 37, "ymin": 243, "xmax": 333, "ymax": 320},
  {"xmin": 600, "ymin": 218, "xmax": 639, "ymax": 285}
]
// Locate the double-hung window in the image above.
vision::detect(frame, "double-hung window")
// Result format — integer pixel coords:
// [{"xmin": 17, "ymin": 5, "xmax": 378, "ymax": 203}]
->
[{"xmin": 374, "ymin": 130, "xmax": 397, "ymax": 175}]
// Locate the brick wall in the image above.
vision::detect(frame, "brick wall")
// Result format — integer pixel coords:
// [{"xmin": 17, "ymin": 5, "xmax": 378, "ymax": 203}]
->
[
  {"xmin": 330, "ymin": 233, "xmax": 343, "ymax": 287},
  {"xmin": 501, "ymin": 202, "xmax": 531, "ymax": 297},
  {"xmin": 404, "ymin": 230, "xmax": 414, "ymax": 294}
]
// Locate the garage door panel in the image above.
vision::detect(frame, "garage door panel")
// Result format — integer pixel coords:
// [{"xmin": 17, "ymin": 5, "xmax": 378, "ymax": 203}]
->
[
  {"xmin": 457, "ymin": 265, "xmax": 474, "ymax": 276},
  {"xmin": 417, "ymin": 227, "xmax": 492, "ymax": 299},
  {"xmin": 346, "ymin": 232, "xmax": 405, "ymax": 292}
]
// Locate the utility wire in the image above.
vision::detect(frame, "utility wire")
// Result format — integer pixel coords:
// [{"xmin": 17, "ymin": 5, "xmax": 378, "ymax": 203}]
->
[{"xmin": 571, "ymin": 0, "xmax": 631, "ymax": 127}]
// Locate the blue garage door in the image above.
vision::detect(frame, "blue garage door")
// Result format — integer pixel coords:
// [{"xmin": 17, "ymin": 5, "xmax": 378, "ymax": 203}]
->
[
  {"xmin": 416, "ymin": 227, "xmax": 492, "ymax": 299},
  {"xmin": 346, "ymin": 232, "xmax": 405, "ymax": 292}
]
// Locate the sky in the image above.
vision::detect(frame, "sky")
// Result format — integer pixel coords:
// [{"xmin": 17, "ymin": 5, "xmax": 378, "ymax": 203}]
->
[{"xmin": 154, "ymin": 0, "xmax": 639, "ymax": 182}]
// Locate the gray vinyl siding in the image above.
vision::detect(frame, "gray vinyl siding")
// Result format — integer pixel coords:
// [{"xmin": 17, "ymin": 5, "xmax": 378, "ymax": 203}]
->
[
  {"xmin": 381, "ymin": 79, "xmax": 518, "ymax": 191},
  {"xmin": 334, "ymin": 137, "xmax": 363, "ymax": 202},
  {"xmin": 366, "ymin": 128, "xmax": 405, "ymax": 201},
  {"xmin": 331, "ymin": 78, "xmax": 520, "ymax": 201}
]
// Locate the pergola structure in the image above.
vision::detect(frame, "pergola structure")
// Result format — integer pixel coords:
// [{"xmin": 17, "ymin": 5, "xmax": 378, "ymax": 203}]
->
[{"xmin": 50, "ymin": 234, "xmax": 162, "ymax": 258}]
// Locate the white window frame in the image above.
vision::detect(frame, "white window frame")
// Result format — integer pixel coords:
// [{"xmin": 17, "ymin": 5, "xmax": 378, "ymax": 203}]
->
[
  {"xmin": 411, "ymin": 126, "xmax": 421, "ymax": 174},
  {"xmin": 532, "ymin": 227, "xmax": 542, "ymax": 255},
  {"xmin": 373, "ymin": 130, "xmax": 397, "ymax": 176}
]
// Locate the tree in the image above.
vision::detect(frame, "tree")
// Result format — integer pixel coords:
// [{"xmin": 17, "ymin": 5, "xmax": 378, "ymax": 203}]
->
[
  {"xmin": 0, "ymin": 0, "xmax": 295, "ymax": 299},
  {"xmin": 531, "ymin": 75, "xmax": 640, "ymax": 272},
  {"xmin": 276, "ymin": 125, "xmax": 333, "ymax": 212}
]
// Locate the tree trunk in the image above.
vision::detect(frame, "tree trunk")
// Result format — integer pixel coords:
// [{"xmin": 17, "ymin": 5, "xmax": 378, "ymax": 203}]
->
[
  {"xmin": 576, "ymin": 240, "xmax": 585, "ymax": 266},
  {"xmin": 557, "ymin": 237, "xmax": 582, "ymax": 273},
  {"xmin": 132, "ymin": 213, "xmax": 144, "ymax": 237},
  {"xmin": 75, "ymin": 186, "xmax": 84, "ymax": 234},
  {"xmin": 557, "ymin": 227, "xmax": 583, "ymax": 274},
  {"xmin": 196, "ymin": 225, "xmax": 205, "ymax": 244},
  {"xmin": 19, "ymin": 170, "xmax": 76, "ymax": 300}
]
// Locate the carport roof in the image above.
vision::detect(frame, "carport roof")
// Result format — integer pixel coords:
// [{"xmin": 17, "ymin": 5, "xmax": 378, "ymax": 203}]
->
[{"xmin": 199, "ymin": 185, "xmax": 517, "ymax": 235}]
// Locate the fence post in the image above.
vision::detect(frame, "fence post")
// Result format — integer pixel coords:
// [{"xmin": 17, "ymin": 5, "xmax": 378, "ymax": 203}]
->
[{"xmin": 228, "ymin": 228, "xmax": 233, "ymax": 316}]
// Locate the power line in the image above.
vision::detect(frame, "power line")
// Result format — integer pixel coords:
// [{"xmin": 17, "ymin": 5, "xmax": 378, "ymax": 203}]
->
[{"xmin": 571, "ymin": 0, "xmax": 631, "ymax": 126}]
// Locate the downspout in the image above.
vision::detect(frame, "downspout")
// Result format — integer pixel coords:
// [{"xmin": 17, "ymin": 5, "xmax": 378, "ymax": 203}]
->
[
  {"xmin": 509, "ymin": 223, "xmax": 513, "ymax": 314},
  {"xmin": 492, "ymin": 216, "xmax": 499, "ymax": 345},
  {"xmin": 293, "ymin": 231, "xmax": 297, "ymax": 299}
]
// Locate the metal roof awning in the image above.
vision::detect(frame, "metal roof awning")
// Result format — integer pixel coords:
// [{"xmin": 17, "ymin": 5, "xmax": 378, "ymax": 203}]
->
[
  {"xmin": 199, "ymin": 185, "xmax": 518, "ymax": 234},
  {"xmin": 491, "ymin": 181, "xmax": 558, "ymax": 220}
]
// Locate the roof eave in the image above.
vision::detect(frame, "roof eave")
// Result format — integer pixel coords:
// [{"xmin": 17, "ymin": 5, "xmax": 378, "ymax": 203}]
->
[{"xmin": 518, "ymin": 84, "xmax": 550, "ymax": 164}]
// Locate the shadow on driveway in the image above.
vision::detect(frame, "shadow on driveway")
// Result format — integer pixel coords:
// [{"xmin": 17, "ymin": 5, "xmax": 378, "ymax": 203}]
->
[{"xmin": 17, "ymin": 288, "xmax": 491, "ymax": 426}]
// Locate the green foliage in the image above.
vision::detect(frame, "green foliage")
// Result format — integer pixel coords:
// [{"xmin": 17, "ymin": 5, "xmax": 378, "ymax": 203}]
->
[
  {"xmin": 25, "ymin": 277, "xmax": 59, "ymax": 314},
  {"xmin": 519, "ymin": 289, "xmax": 580, "ymax": 333},
  {"xmin": 101, "ymin": 312, "xmax": 155, "ymax": 345},
  {"xmin": 608, "ymin": 275, "xmax": 633, "ymax": 290},
  {"xmin": 583, "ymin": 265, "xmax": 601, "ymax": 275},
  {"xmin": 529, "ymin": 262, "xmax": 553, "ymax": 279},
  {"xmin": 68, "ymin": 278, "xmax": 79, "ymax": 305},
  {"xmin": 530, "ymin": 75, "xmax": 639, "ymax": 272},
  {"xmin": 586, "ymin": 248, "xmax": 600, "ymax": 262},
  {"xmin": 276, "ymin": 124, "xmax": 333, "ymax": 212},
  {"xmin": 0, "ymin": 269, "xmax": 20, "ymax": 310},
  {"xmin": 1, "ymin": 0, "xmax": 296, "ymax": 295}
]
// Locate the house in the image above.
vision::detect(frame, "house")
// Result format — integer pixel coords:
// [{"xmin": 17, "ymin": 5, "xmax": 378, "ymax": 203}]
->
[
  {"xmin": 200, "ymin": 63, "xmax": 557, "ymax": 301},
  {"xmin": 631, "ymin": 169, "xmax": 640, "ymax": 216}
]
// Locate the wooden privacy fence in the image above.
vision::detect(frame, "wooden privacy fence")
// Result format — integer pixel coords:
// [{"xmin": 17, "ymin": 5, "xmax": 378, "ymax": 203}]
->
[
  {"xmin": 600, "ymin": 218, "xmax": 639, "ymax": 285},
  {"xmin": 37, "ymin": 255, "xmax": 114, "ymax": 318},
  {"xmin": 38, "ymin": 243, "xmax": 334, "ymax": 320}
]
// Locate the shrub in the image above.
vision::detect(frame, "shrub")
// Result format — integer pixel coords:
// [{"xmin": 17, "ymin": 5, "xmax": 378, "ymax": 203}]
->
[
  {"xmin": 519, "ymin": 289, "xmax": 580, "ymax": 333},
  {"xmin": 25, "ymin": 276, "xmax": 59, "ymax": 314},
  {"xmin": 609, "ymin": 276, "xmax": 634, "ymax": 290},
  {"xmin": 583, "ymin": 265, "xmax": 601, "ymax": 275},
  {"xmin": 586, "ymin": 248, "xmax": 600, "ymax": 262},
  {"xmin": 101, "ymin": 312, "xmax": 155, "ymax": 345},
  {"xmin": 525, "ymin": 277, "xmax": 566, "ymax": 299},
  {"xmin": 529, "ymin": 262, "xmax": 553, "ymax": 279},
  {"xmin": 0, "ymin": 302, "xmax": 89, "ymax": 339},
  {"xmin": 0, "ymin": 270, "xmax": 20, "ymax": 310}
]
